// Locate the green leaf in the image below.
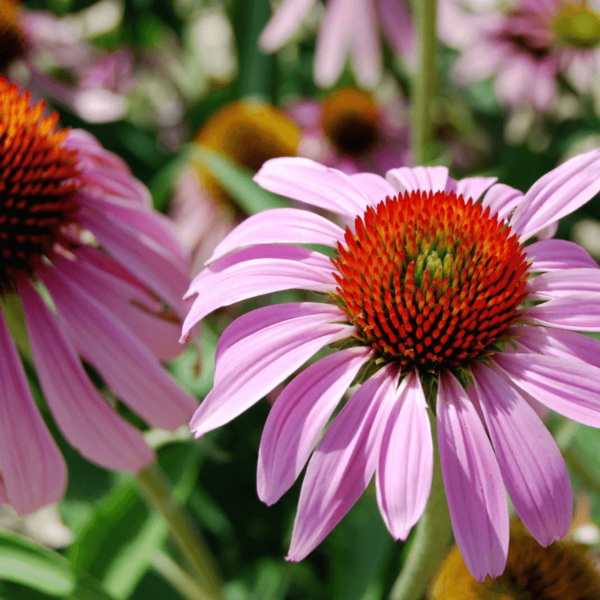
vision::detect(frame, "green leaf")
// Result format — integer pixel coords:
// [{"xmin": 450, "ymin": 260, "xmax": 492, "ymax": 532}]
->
[
  {"xmin": 0, "ymin": 530, "xmax": 114, "ymax": 600},
  {"xmin": 188, "ymin": 146, "xmax": 288, "ymax": 215}
]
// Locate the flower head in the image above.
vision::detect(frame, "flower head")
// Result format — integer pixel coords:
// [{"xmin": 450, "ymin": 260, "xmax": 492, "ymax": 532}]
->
[
  {"xmin": 183, "ymin": 150, "xmax": 600, "ymax": 581},
  {"xmin": 0, "ymin": 79, "xmax": 196, "ymax": 515}
]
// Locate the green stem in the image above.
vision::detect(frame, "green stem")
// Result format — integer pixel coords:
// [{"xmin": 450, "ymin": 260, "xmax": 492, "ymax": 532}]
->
[
  {"xmin": 411, "ymin": 0, "xmax": 438, "ymax": 165},
  {"xmin": 136, "ymin": 464, "xmax": 223, "ymax": 600},
  {"xmin": 151, "ymin": 551, "xmax": 214, "ymax": 600},
  {"xmin": 389, "ymin": 416, "xmax": 452, "ymax": 600}
]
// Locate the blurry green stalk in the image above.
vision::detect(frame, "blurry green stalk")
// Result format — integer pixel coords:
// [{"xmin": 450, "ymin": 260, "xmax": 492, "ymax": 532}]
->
[
  {"xmin": 136, "ymin": 464, "xmax": 223, "ymax": 600},
  {"xmin": 388, "ymin": 415, "xmax": 452, "ymax": 600},
  {"xmin": 411, "ymin": 0, "xmax": 437, "ymax": 165}
]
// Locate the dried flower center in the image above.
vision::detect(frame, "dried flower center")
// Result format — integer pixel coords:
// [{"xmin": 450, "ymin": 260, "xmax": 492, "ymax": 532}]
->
[
  {"xmin": 0, "ymin": 79, "xmax": 80, "ymax": 290},
  {"xmin": 0, "ymin": 0, "xmax": 27, "ymax": 72},
  {"xmin": 332, "ymin": 190, "xmax": 529, "ymax": 372},
  {"xmin": 554, "ymin": 2, "xmax": 600, "ymax": 49},
  {"xmin": 321, "ymin": 88, "xmax": 380, "ymax": 158}
]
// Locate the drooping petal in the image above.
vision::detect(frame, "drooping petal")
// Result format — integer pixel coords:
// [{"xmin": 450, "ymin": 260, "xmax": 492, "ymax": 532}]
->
[
  {"xmin": 207, "ymin": 208, "xmax": 345, "ymax": 264},
  {"xmin": 526, "ymin": 294, "xmax": 600, "ymax": 331},
  {"xmin": 190, "ymin": 304, "xmax": 354, "ymax": 439},
  {"xmin": 41, "ymin": 268, "xmax": 196, "ymax": 430},
  {"xmin": 20, "ymin": 282, "xmax": 154, "ymax": 473},
  {"xmin": 258, "ymin": 0, "xmax": 316, "ymax": 52},
  {"xmin": 0, "ymin": 307, "xmax": 67, "ymax": 515},
  {"xmin": 386, "ymin": 166, "xmax": 449, "ymax": 195},
  {"xmin": 376, "ymin": 370, "xmax": 433, "ymax": 541},
  {"xmin": 182, "ymin": 246, "xmax": 336, "ymax": 339},
  {"xmin": 495, "ymin": 353, "xmax": 600, "ymax": 427},
  {"xmin": 472, "ymin": 363, "xmax": 572, "ymax": 546},
  {"xmin": 446, "ymin": 177, "xmax": 498, "ymax": 203},
  {"xmin": 527, "ymin": 269, "xmax": 600, "ymax": 300},
  {"xmin": 376, "ymin": 0, "xmax": 415, "ymax": 62},
  {"xmin": 437, "ymin": 371, "xmax": 508, "ymax": 582},
  {"xmin": 525, "ymin": 239, "xmax": 598, "ymax": 271},
  {"xmin": 254, "ymin": 157, "xmax": 370, "ymax": 217},
  {"xmin": 350, "ymin": 172, "xmax": 397, "ymax": 205},
  {"xmin": 350, "ymin": 0, "xmax": 382, "ymax": 88},
  {"xmin": 480, "ymin": 183, "xmax": 525, "ymax": 222},
  {"xmin": 258, "ymin": 346, "xmax": 372, "ymax": 505},
  {"xmin": 287, "ymin": 365, "xmax": 399, "ymax": 561},
  {"xmin": 510, "ymin": 149, "xmax": 600, "ymax": 241}
]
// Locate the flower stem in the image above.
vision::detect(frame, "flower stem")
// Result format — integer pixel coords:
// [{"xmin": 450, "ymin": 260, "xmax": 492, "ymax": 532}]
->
[
  {"xmin": 151, "ymin": 550, "xmax": 214, "ymax": 600},
  {"xmin": 412, "ymin": 0, "xmax": 438, "ymax": 165},
  {"xmin": 136, "ymin": 464, "xmax": 223, "ymax": 600},
  {"xmin": 388, "ymin": 416, "xmax": 452, "ymax": 600}
]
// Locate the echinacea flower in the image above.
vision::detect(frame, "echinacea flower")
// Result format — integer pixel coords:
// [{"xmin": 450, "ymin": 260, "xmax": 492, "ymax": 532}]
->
[
  {"xmin": 170, "ymin": 100, "xmax": 301, "ymax": 270},
  {"xmin": 259, "ymin": 0, "xmax": 415, "ymax": 88},
  {"xmin": 441, "ymin": 0, "xmax": 600, "ymax": 112},
  {"xmin": 429, "ymin": 518, "xmax": 600, "ymax": 599},
  {"xmin": 0, "ymin": 79, "xmax": 196, "ymax": 515},
  {"xmin": 183, "ymin": 150, "xmax": 600, "ymax": 581}
]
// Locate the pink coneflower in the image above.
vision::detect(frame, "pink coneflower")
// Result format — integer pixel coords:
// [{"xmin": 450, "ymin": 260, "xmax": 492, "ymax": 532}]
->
[
  {"xmin": 0, "ymin": 79, "xmax": 196, "ymax": 515},
  {"xmin": 259, "ymin": 0, "xmax": 415, "ymax": 88},
  {"xmin": 441, "ymin": 0, "xmax": 600, "ymax": 112},
  {"xmin": 183, "ymin": 150, "xmax": 600, "ymax": 581}
]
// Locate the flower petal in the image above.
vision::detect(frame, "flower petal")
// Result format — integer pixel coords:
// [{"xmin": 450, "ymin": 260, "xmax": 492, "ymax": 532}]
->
[
  {"xmin": 376, "ymin": 370, "xmax": 433, "ymax": 541},
  {"xmin": 437, "ymin": 370, "xmax": 508, "ymax": 582},
  {"xmin": 20, "ymin": 282, "xmax": 154, "ymax": 473},
  {"xmin": 480, "ymin": 183, "xmax": 524, "ymax": 222},
  {"xmin": 254, "ymin": 157, "xmax": 370, "ymax": 217},
  {"xmin": 258, "ymin": 0, "xmax": 316, "ymax": 52},
  {"xmin": 258, "ymin": 346, "xmax": 372, "ymax": 505},
  {"xmin": 526, "ymin": 294, "xmax": 600, "ymax": 331},
  {"xmin": 287, "ymin": 365, "xmax": 399, "ymax": 561},
  {"xmin": 350, "ymin": 0, "xmax": 382, "ymax": 88},
  {"xmin": 510, "ymin": 149, "xmax": 600, "ymax": 241},
  {"xmin": 495, "ymin": 353, "xmax": 600, "ymax": 427},
  {"xmin": 446, "ymin": 177, "xmax": 498, "ymax": 203},
  {"xmin": 207, "ymin": 208, "xmax": 345, "ymax": 264},
  {"xmin": 350, "ymin": 172, "xmax": 397, "ymax": 205},
  {"xmin": 386, "ymin": 166, "xmax": 449, "ymax": 195},
  {"xmin": 472, "ymin": 363, "xmax": 572, "ymax": 546},
  {"xmin": 527, "ymin": 268, "xmax": 600, "ymax": 300},
  {"xmin": 0, "ymin": 307, "xmax": 67, "ymax": 515},
  {"xmin": 190, "ymin": 304, "xmax": 354, "ymax": 439},
  {"xmin": 525, "ymin": 239, "xmax": 598, "ymax": 271}
]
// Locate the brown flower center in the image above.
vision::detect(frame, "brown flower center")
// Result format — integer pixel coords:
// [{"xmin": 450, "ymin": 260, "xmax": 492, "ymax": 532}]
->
[{"xmin": 0, "ymin": 0, "xmax": 28, "ymax": 72}]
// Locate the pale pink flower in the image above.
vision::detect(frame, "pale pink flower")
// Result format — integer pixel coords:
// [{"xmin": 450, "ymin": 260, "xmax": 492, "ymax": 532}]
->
[
  {"xmin": 0, "ymin": 79, "xmax": 196, "ymax": 515},
  {"xmin": 441, "ymin": 0, "xmax": 600, "ymax": 112},
  {"xmin": 259, "ymin": 0, "xmax": 415, "ymax": 88},
  {"xmin": 183, "ymin": 148, "xmax": 600, "ymax": 581}
]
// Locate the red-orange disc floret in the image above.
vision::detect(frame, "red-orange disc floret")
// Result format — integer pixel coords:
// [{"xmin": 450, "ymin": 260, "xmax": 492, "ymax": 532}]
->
[
  {"xmin": 332, "ymin": 190, "xmax": 529, "ymax": 372},
  {"xmin": 0, "ymin": 78, "xmax": 80, "ymax": 290}
]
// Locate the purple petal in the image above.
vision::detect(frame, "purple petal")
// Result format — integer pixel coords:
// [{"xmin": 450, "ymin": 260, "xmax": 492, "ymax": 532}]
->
[
  {"xmin": 350, "ymin": 172, "xmax": 397, "ymax": 205},
  {"xmin": 376, "ymin": 0, "xmax": 415, "ymax": 61},
  {"xmin": 480, "ymin": 183, "xmax": 525, "ymax": 222},
  {"xmin": 527, "ymin": 269, "xmax": 600, "ymax": 300},
  {"xmin": 446, "ymin": 176, "xmax": 498, "ymax": 203},
  {"xmin": 190, "ymin": 304, "xmax": 354, "ymax": 439},
  {"xmin": 350, "ymin": 0, "xmax": 382, "ymax": 88},
  {"xmin": 386, "ymin": 166, "xmax": 449, "ymax": 195},
  {"xmin": 20, "ymin": 283, "xmax": 154, "ymax": 473},
  {"xmin": 207, "ymin": 208, "xmax": 345, "ymax": 264},
  {"xmin": 437, "ymin": 370, "xmax": 508, "ymax": 582},
  {"xmin": 0, "ymin": 307, "xmax": 67, "ymax": 515},
  {"xmin": 258, "ymin": 346, "xmax": 372, "ymax": 505},
  {"xmin": 376, "ymin": 370, "xmax": 433, "ymax": 541},
  {"xmin": 41, "ymin": 268, "xmax": 197, "ymax": 430},
  {"xmin": 510, "ymin": 149, "xmax": 600, "ymax": 241},
  {"xmin": 472, "ymin": 363, "xmax": 572, "ymax": 546},
  {"xmin": 254, "ymin": 157, "xmax": 370, "ymax": 216},
  {"xmin": 258, "ymin": 0, "xmax": 316, "ymax": 52},
  {"xmin": 526, "ymin": 294, "xmax": 600, "ymax": 331},
  {"xmin": 525, "ymin": 239, "xmax": 598, "ymax": 271},
  {"xmin": 495, "ymin": 353, "xmax": 600, "ymax": 427},
  {"xmin": 287, "ymin": 365, "xmax": 399, "ymax": 561}
]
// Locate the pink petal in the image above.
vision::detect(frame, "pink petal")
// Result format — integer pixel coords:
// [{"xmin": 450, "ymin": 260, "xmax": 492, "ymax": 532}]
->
[
  {"xmin": 41, "ymin": 268, "xmax": 196, "ymax": 430},
  {"xmin": 525, "ymin": 239, "xmax": 598, "ymax": 271},
  {"xmin": 481, "ymin": 183, "xmax": 525, "ymax": 222},
  {"xmin": 376, "ymin": 370, "xmax": 433, "ymax": 541},
  {"xmin": 182, "ymin": 246, "xmax": 336, "ymax": 340},
  {"xmin": 80, "ymin": 168, "xmax": 151, "ymax": 207},
  {"xmin": 447, "ymin": 176, "xmax": 498, "ymax": 203},
  {"xmin": 350, "ymin": 173, "xmax": 397, "ymax": 205},
  {"xmin": 350, "ymin": 0, "xmax": 382, "ymax": 88},
  {"xmin": 437, "ymin": 371, "xmax": 508, "ymax": 582},
  {"xmin": 386, "ymin": 166, "xmax": 449, "ymax": 195},
  {"xmin": 190, "ymin": 304, "xmax": 354, "ymax": 439},
  {"xmin": 254, "ymin": 157, "xmax": 370, "ymax": 217},
  {"xmin": 258, "ymin": 346, "xmax": 372, "ymax": 505},
  {"xmin": 510, "ymin": 149, "xmax": 600, "ymax": 241},
  {"xmin": 526, "ymin": 294, "xmax": 600, "ymax": 331},
  {"xmin": 0, "ymin": 308, "xmax": 67, "ymax": 515},
  {"xmin": 495, "ymin": 353, "xmax": 600, "ymax": 427},
  {"xmin": 65, "ymin": 129, "xmax": 129, "ymax": 173},
  {"xmin": 376, "ymin": 0, "xmax": 415, "ymax": 62},
  {"xmin": 472, "ymin": 363, "xmax": 572, "ymax": 546},
  {"xmin": 287, "ymin": 365, "xmax": 399, "ymax": 561},
  {"xmin": 20, "ymin": 283, "xmax": 154, "ymax": 473},
  {"xmin": 258, "ymin": 0, "xmax": 316, "ymax": 52},
  {"xmin": 207, "ymin": 208, "xmax": 345, "ymax": 264},
  {"xmin": 527, "ymin": 268, "xmax": 600, "ymax": 300}
]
